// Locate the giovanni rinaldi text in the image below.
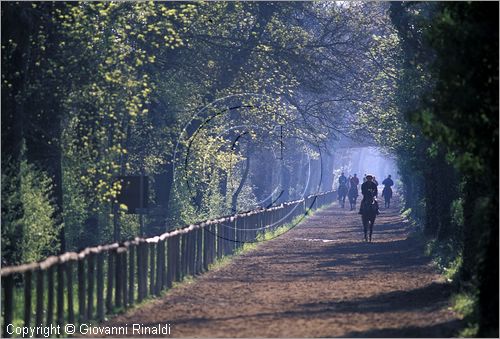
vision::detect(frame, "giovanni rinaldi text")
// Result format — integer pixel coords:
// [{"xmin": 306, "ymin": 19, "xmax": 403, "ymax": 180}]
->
[{"xmin": 5, "ymin": 323, "xmax": 172, "ymax": 337}]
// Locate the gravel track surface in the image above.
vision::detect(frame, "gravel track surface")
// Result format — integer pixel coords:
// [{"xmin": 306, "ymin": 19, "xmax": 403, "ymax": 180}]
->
[{"xmin": 94, "ymin": 196, "xmax": 462, "ymax": 337}]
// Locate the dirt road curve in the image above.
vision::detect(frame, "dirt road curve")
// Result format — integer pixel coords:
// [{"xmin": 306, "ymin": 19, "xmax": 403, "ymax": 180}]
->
[{"xmin": 97, "ymin": 196, "xmax": 463, "ymax": 337}]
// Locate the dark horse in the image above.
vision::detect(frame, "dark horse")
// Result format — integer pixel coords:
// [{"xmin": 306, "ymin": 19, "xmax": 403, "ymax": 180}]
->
[
  {"xmin": 348, "ymin": 185, "xmax": 358, "ymax": 211},
  {"xmin": 361, "ymin": 196, "xmax": 378, "ymax": 242},
  {"xmin": 338, "ymin": 183, "xmax": 348, "ymax": 208},
  {"xmin": 382, "ymin": 186, "xmax": 392, "ymax": 208}
]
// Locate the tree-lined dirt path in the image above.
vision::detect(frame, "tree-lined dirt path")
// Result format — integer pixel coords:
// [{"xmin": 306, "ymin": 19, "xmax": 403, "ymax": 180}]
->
[{"xmin": 97, "ymin": 196, "xmax": 463, "ymax": 337}]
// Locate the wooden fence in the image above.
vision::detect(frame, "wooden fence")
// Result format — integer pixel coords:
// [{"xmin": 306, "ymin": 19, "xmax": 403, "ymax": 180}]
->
[{"xmin": 1, "ymin": 191, "xmax": 335, "ymax": 337}]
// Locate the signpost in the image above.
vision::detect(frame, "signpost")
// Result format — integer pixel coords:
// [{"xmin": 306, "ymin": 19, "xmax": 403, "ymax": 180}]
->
[{"xmin": 116, "ymin": 176, "xmax": 149, "ymax": 214}]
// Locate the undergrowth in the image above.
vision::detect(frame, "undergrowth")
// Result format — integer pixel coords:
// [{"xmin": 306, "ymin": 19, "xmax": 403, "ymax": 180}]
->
[
  {"xmin": 452, "ymin": 292, "xmax": 479, "ymax": 337},
  {"xmin": 401, "ymin": 206, "xmax": 479, "ymax": 337},
  {"xmin": 425, "ymin": 239, "xmax": 462, "ymax": 283}
]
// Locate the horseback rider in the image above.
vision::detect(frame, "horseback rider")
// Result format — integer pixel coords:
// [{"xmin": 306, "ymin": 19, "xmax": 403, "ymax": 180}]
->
[
  {"xmin": 382, "ymin": 175, "xmax": 394, "ymax": 207},
  {"xmin": 359, "ymin": 174, "xmax": 379, "ymax": 215},
  {"xmin": 382, "ymin": 175, "xmax": 394, "ymax": 189},
  {"xmin": 339, "ymin": 172, "xmax": 347, "ymax": 187},
  {"xmin": 350, "ymin": 173, "xmax": 359, "ymax": 187},
  {"xmin": 337, "ymin": 172, "xmax": 349, "ymax": 208},
  {"xmin": 348, "ymin": 174, "xmax": 359, "ymax": 211}
]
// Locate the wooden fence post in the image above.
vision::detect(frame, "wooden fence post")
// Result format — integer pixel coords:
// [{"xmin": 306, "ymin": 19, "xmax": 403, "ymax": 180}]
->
[
  {"xmin": 226, "ymin": 222, "xmax": 231, "ymax": 254},
  {"xmin": 115, "ymin": 249, "xmax": 122, "ymax": 309},
  {"xmin": 137, "ymin": 242, "xmax": 146, "ymax": 301},
  {"xmin": 57, "ymin": 263, "xmax": 65, "ymax": 328},
  {"xmin": 142, "ymin": 242, "xmax": 149, "ymax": 298},
  {"xmin": 87, "ymin": 254, "xmax": 95, "ymax": 320},
  {"xmin": 189, "ymin": 231, "xmax": 196, "ymax": 276},
  {"xmin": 211, "ymin": 224, "xmax": 217, "ymax": 265},
  {"xmin": 162, "ymin": 240, "xmax": 168, "ymax": 290},
  {"xmin": 2, "ymin": 275, "xmax": 14, "ymax": 338},
  {"xmin": 155, "ymin": 241, "xmax": 164, "ymax": 295},
  {"xmin": 250, "ymin": 213, "xmax": 258, "ymax": 242},
  {"xmin": 128, "ymin": 245, "xmax": 135, "ymax": 304},
  {"xmin": 217, "ymin": 223, "xmax": 223, "ymax": 259},
  {"xmin": 206, "ymin": 226, "xmax": 212, "ymax": 266},
  {"xmin": 77, "ymin": 260, "xmax": 86, "ymax": 322},
  {"xmin": 174, "ymin": 235, "xmax": 181, "ymax": 282},
  {"xmin": 230, "ymin": 218, "xmax": 236, "ymax": 253},
  {"xmin": 122, "ymin": 250, "xmax": 128, "ymax": 308},
  {"xmin": 96, "ymin": 253, "xmax": 104, "ymax": 321},
  {"xmin": 246, "ymin": 214, "xmax": 251, "ymax": 245},
  {"xmin": 166, "ymin": 237, "xmax": 174, "ymax": 288},
  {"xmin": 234, "ymin": 217, "xmax": 240, "ymax": 248},
  {"xmin": 244, "ymin": 215, "xmax": 249, "ymax": 244},
  {"xmin": 180, "ymin": 233, "xmax": 187, "ymax": 280},
  {"xmin": 36, "ymin": 269, "xmax": 44, "ymax": 327},
  {"xmin": 46, "ymin": 266, "xmax": 54, "ymax": 326},
  {"xmin": 196, "ymin": 228, "xmax": 203, "ymax": 275},
  {"xmin": 149, "ymin": 243, "xmax": 155, "ymax": 295},
  {"xmin": 24, "ymin": 271, "xmax": 32, "ymax": 328},
  {"xmin": 106, "ymin": 250, "xmax": 114, "ymax": 313},
  {"xmin": 203, "ymin": 227, "xmax": 209, "ymax": 272},
  {"xmin": 66, "ymin": 262, "xmax": 75, "ymax": 325},
  {"xmin": 136, "ymin": 243, "xmax": 142, "ymax": 302},
  {"xmin": 183, "ymin": 233, "xmax": 189, "ymax": 277}
]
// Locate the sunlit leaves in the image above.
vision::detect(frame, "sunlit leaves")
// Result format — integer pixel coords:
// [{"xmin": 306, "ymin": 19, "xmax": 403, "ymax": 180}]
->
[{"xmin": 59, "ymin": 2, "xmax": 195, "ymax": 207}]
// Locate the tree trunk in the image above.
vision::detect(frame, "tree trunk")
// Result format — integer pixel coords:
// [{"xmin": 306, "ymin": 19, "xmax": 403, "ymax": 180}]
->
[
  {"xmin": 0, "ymin": 3, "xmax": 33, "ymax": 264},
  {"xmin": 231, "ymin": 154, "xmax": 250, "ymax": 213},
  {"xmin": 24, "ymin": 2, "xmax": 67, "ymax": 252},
  {"xmin": 320, "ymin": 150, "xmax": 334, "ymax": 192}
]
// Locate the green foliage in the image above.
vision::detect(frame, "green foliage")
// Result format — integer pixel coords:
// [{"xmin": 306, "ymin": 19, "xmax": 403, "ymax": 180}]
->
[
  {"xmin": 387, "ymin": 2, "xmax": 498, "ymax": 335},
  {"xmin": 450, "ymin": 198, "xmax": 464, "ymax": 233},
  {"xmin": 120, "ymin": 214, "xmax": 141, "ymax": 240},
  {"xmin": 425, "ymin": 238, "xmax": 462, "ymax": 282},
  {"xmin": 452, "ymin": 292, "xmax": 479, "ymax": 337},
  {"xmin": 59, "ymin": 2, "xmax": 196, "ymax": 206},
  {"xmin": 3, "ymin": 3, "xmax": 496, "ymax": 335},
  {"xmin": 2, "ymin": 11, "xmax": 495, "ymax": 338},
  {"xmin": 1, "ymin": 156, "xmax": 60, "ymax": 264},
  {"xmin": 18, "ymin": 160, "xmax": 61, "ymax": 262},
  {"xmin": 62, "ymin": 159, "xmax": 90, "ymax": 250}
]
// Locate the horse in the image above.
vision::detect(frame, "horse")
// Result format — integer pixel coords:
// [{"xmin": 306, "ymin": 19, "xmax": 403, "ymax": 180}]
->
[
  {"xmin": 382, "ymin": 186, "xmax": 392, "ymax": 208},
  {"xmin": 360, "ymin": 196, "xmax": 378, "ymax": 242},
  {"xmin": 338, "ymin": 183, "xmax": 348, "ymax": 208},
  {"xmin": 348, "ymin": 185, "xmax": 358, "ymax": 211}
]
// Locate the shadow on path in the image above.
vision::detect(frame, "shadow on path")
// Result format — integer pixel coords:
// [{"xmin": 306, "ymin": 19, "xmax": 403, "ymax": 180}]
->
[
  {"xmin": 94, "ymin": 196, "xmax": 463, "ymax": 338},
  {"xmin": 342, "ymin": 319, "xmax": 464, "ymax": 338}
]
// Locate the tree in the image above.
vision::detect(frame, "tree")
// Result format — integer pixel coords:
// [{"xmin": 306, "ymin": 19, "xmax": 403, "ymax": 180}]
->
[{"xmin": 387, "ymin": 2, "xmax": 498, "ymax": 335}]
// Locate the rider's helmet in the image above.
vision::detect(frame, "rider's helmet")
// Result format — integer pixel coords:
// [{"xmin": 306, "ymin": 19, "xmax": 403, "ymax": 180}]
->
[{"xmin": 366, "ymin": 175, "xmax": 373, "ymax": 180}]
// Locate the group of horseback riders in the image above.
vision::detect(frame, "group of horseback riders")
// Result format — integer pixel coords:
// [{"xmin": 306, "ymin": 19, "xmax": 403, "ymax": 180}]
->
[
  {"xmin": 337, "ymin": 172, "xmax": 394, "ymax": 212},
  {"xmin": 337, "ymin": 172, "xmax": 358, "ymax": 210},
  {"xmin": 337, "ymin": 171, "xmax": 394, "ymax": 242}
]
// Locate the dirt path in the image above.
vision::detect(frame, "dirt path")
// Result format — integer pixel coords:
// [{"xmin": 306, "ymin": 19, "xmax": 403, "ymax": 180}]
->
[{"xmin": 96, "ymin": 196, "xmax": 463, "ymax": 337}]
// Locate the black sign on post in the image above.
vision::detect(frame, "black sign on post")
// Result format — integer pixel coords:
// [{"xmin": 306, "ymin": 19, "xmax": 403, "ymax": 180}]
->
[{"xmin": 116, "ymin": 176, "xmax": 149, "ymax": 214}]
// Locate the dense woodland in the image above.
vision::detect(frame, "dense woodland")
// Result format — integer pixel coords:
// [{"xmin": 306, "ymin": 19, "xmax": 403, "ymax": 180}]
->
[{"xmin": 1, "ymin": 2, "xmax": 498, "ymax": 336}]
